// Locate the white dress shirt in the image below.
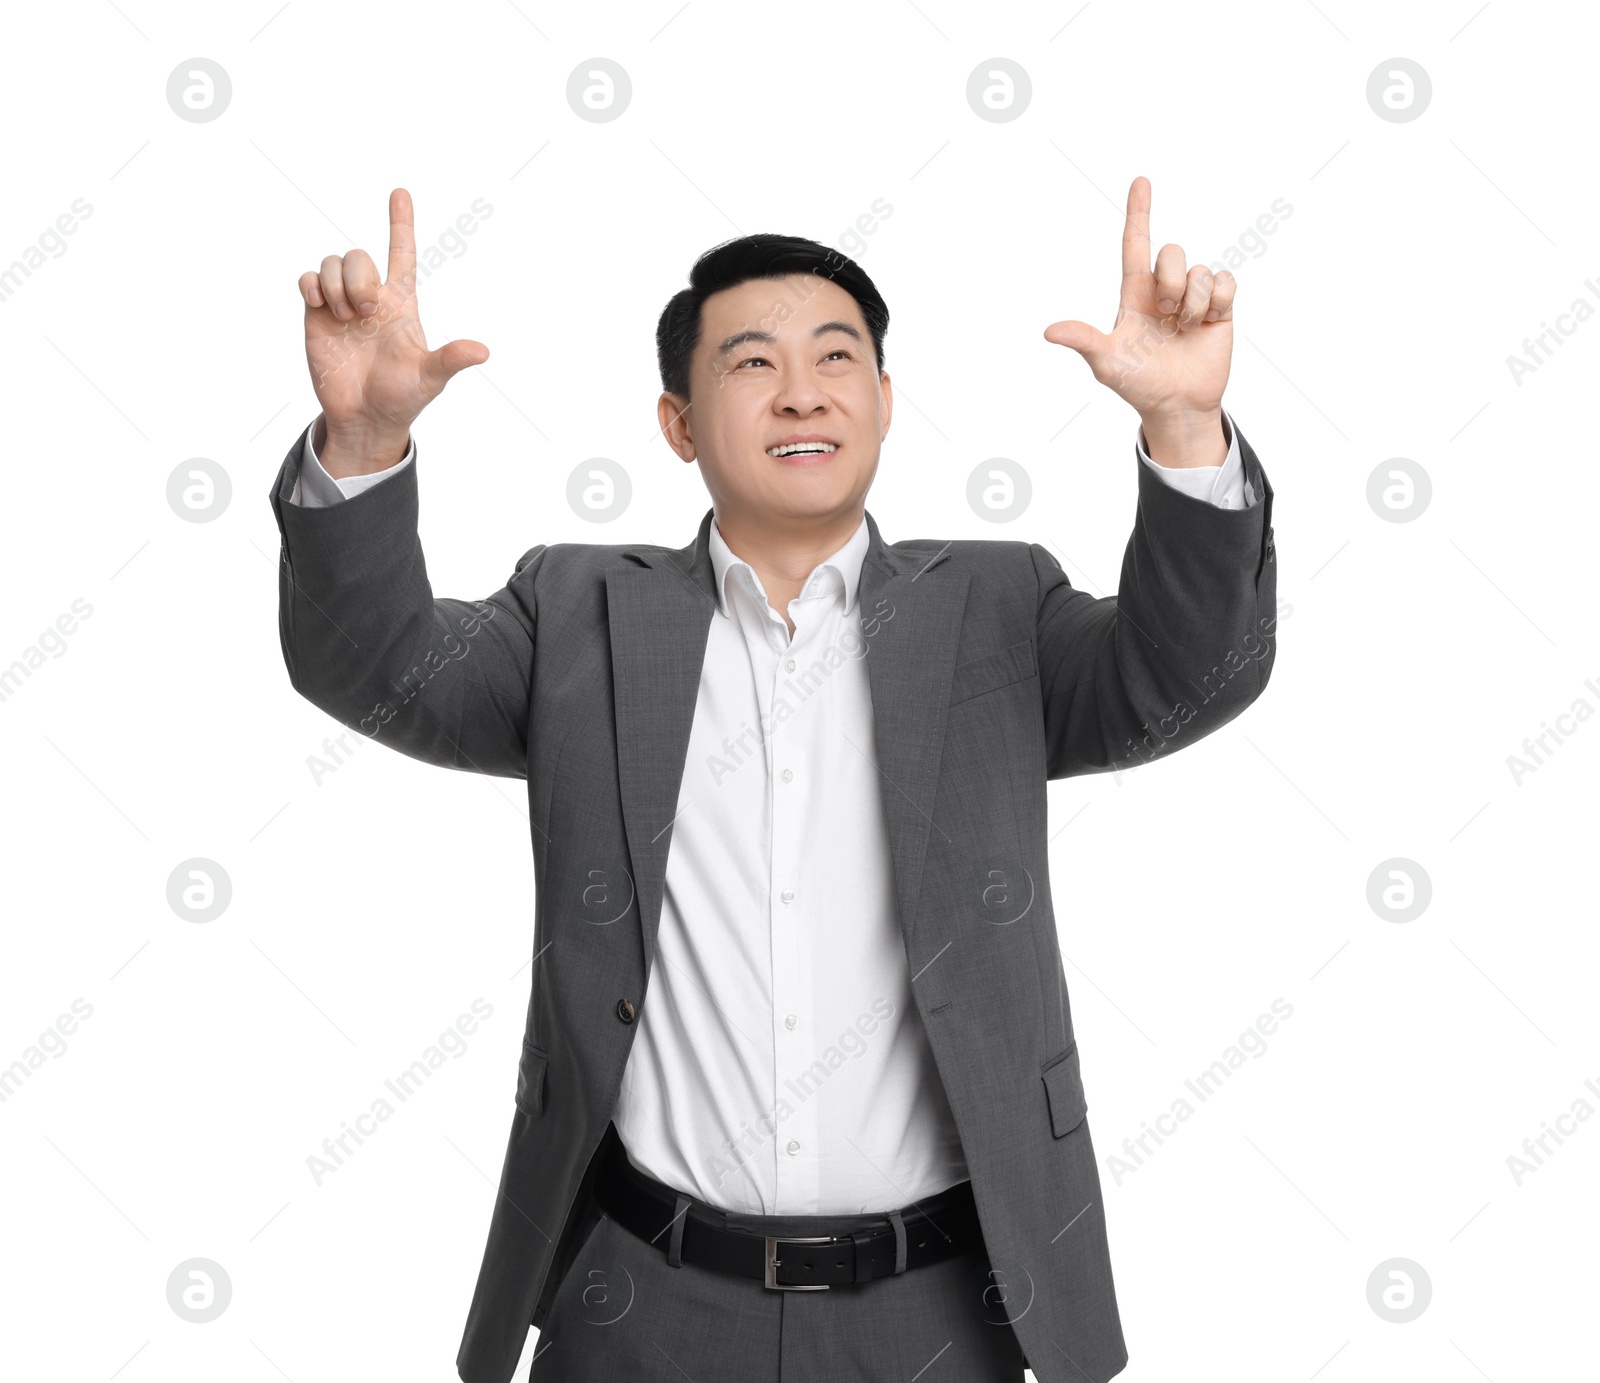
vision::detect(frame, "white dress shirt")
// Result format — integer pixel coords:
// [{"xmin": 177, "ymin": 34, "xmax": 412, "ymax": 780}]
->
[
  {"xmin": 616, "ymin": 512, "xmax": 977, "ymax": 1214},
  {"xmin": 289, "ymin": 410, "xmax": 1255, "ymax": 1212}
]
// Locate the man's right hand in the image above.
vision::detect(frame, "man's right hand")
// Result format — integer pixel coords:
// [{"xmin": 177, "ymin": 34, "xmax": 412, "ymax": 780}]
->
[{"xmin": 297, "ymin": 187, "xmax": 488, "ymax": 478}]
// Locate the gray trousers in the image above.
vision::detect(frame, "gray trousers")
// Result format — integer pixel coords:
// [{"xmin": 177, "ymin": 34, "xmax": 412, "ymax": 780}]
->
[{"xmin": 530, "ymin": 1188, "xmax": 1030, "ymax": 1381}]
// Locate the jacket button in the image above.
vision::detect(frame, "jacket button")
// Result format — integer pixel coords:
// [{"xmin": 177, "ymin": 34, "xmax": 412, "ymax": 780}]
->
[{"xmin": 616, "ymin": 998, "xmax": 636, "ymax": 1024}]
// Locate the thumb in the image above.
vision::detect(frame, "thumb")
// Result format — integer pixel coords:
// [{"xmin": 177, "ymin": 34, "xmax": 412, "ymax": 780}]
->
[
  {"xmin": 423, "ymin": 338, "xmax": 490, "ymax": 391},
  {"xmin": 1042, "ymin": 319, "xmax": 1109, "ymax": 359}
]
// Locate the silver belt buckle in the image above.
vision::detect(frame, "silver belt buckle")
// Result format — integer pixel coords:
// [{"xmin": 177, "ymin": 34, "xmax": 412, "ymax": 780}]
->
[{"xmin": 764, "ymin": 1234, "xmax": 838, "ymax": 1290}]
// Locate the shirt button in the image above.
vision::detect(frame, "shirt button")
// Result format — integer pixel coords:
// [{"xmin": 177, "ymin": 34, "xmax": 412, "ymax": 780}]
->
[
  {"xmin": 780, "ymin": 890, "xmax": 794, "ymax": 904},
  {"xmin": 786, "ymin": 1140, "xmax": 801, "ymax": 1156},
  {"xmin": 785, "ymin": 658, "xmax": 796, "ymax": 672},
  {"xmin": 781, "ymin": 768, "xmax": 793, "ymax": 783},
  {"xmin": 785, "ymin": 1014, "xmax": 798, "ymax": 1029}
]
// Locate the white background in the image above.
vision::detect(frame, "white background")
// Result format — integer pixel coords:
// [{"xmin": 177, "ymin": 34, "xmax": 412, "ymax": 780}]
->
[{"xmin": 0, "ymin": 1, "xmax": 1593, "ymax": 1379}]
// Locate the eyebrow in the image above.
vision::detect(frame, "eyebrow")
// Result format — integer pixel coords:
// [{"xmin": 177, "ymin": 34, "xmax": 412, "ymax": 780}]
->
[{"xmin": 716, "ymin": 320, "xmax": 864, "ymax": 353}]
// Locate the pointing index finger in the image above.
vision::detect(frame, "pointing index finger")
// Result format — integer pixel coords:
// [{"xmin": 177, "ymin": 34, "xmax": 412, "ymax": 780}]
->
[
  {"xmin": 1121, "ymin": 176, "xmax": 1152, "ymax": 286},
  {"xmin": 387, "ymin": 187, "xmax": 416, "ymax": 285}
]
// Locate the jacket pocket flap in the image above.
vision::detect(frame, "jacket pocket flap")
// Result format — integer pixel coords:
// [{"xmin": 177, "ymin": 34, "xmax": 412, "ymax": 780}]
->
[
  {"xmin": 949, "ymin": 638, "xmax": 1037, "ymax": 706},
  {"xmin": 515, "ymin": 1041, "xmax": 549, "ymax": 1116},
  {"xmin": 1041, "ymin": 1045, "xmax": 1086, "ymax": 1137}
]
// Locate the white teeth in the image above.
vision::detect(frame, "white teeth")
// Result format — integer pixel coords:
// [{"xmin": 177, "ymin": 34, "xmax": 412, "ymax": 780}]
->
[{"xmin": 768, "ymin": 442, "xmax": 838, "ymax": 457}]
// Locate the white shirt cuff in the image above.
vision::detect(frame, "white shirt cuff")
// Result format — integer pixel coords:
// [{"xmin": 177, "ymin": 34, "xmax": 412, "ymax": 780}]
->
[
  {"xmin": 288, "ymin": 417, "xmax": 416, "ymax": 508},
  {"xmin": 1136, "ymin": 408, "xmax": 1255, "ymax": 510}
]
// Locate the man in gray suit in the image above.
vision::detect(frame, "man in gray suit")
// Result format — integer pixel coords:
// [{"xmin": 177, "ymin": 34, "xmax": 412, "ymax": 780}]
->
[{"xmin": 270, "ymin": 178, "xmax": 1276, "ymax": 1382}]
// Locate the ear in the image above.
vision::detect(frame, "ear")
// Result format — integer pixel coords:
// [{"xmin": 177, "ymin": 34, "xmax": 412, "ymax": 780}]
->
[
  {"xmin": 657, "ymin": 391, "xmax": 695, "ymax": 462},
  {"xmin": 878, "ymin": 370, "xmax": 893, "ymax": 443}
]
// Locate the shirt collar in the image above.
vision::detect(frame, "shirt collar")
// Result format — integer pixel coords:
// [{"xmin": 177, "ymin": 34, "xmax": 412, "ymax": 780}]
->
[{"xmin": 708, "ymin": 513, "xmax": 869, "ymax": 621}]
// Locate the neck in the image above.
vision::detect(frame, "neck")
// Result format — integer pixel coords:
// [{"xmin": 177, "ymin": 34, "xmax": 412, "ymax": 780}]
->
[{"xmin": 713, "ymin": 505, "xmax": 865, "ymax": 632}]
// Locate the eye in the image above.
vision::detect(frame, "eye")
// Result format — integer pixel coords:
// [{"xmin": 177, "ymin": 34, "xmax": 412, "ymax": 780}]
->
[
  {"xmin": 734, "ymin": 356, "xmax": 769, "ymax": 369},
  {"xmin": 823, "ymin": 349, "xmax": 852, "ymax": 361}
]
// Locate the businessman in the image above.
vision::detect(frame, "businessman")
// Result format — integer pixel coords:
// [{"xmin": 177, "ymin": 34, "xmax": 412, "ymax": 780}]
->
[{"xmin": 269, "ymin": 178, "xmax": 1276, "ymax": 1383}]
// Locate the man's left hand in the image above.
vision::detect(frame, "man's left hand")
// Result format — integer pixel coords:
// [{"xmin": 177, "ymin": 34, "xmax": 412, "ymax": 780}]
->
[{"xmin": 1043, "ymin": 175, "xmax": 1235, "ymax": 469}]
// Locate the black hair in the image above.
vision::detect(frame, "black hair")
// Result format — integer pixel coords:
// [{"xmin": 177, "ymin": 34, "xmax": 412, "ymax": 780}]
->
[{"xmin": 655, "ymin": 233, "xmax": 889, "ymax": 399}]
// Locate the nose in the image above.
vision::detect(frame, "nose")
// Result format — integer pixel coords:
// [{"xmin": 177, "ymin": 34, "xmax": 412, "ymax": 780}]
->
[{"xmin": 773, "ymin": 367, "xmax": 829, "ymax": 416}]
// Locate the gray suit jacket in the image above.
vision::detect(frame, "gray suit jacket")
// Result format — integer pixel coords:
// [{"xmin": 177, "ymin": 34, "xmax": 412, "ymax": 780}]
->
[{"xmin": 268, "ymin": 420, "xmax": 1276, "ymax": 1383}]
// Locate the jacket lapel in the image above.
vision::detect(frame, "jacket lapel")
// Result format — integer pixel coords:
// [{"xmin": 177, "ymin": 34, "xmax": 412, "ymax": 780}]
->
[
  {"xmin": 854, "ymin": 518, "xmax": 970, "ymax": 945},
  {"xmin": 605, "ymin": 510, "xmax": 719, "ymax": 973},
  {"xmin": 606, "ymin": 506, "xmax": 970, "ymax": 969}
]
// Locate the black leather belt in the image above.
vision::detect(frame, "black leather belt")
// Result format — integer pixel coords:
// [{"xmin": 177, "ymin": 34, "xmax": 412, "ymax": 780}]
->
[{"xmin": 592, "ymin": 1126, "xmax": 983, "ymax": 1289}]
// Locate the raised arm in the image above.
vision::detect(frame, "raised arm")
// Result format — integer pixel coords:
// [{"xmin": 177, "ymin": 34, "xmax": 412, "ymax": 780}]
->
[
  {"xmin": 269, "ymin": 188, "xmax": 537, "ymax": 779},
  {"xmin": 1034, "ymin": 175, "xmax": 1277, "ymax": 778}
]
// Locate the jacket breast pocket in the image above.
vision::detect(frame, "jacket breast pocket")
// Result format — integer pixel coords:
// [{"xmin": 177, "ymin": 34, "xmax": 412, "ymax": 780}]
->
[
  {"xmin": 1041, "ymin": 1043, "xmax": 1086, "ymax": 1137},
  {"xmin": 515, "ymin": 1039, "xmax": 549, "ymax": 1117},
  {"xmin": 949, "ymin": 638, "xmax": 1037, "ymax": 706}
]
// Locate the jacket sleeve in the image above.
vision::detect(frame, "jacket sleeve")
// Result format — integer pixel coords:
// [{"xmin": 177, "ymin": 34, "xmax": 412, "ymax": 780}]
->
[
  {"xmin": 1031, "ymin": 414, "xmax": 1277, "ymax": 780},
  {"xmin": 268, "ymin": 424, "xmax": 540, "ymax": 779}
]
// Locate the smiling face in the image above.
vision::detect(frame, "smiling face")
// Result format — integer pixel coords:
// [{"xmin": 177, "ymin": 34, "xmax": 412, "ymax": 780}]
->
[{"xmin": 656, "ymin": 273, "xmax": 892, "ymax": 532}]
